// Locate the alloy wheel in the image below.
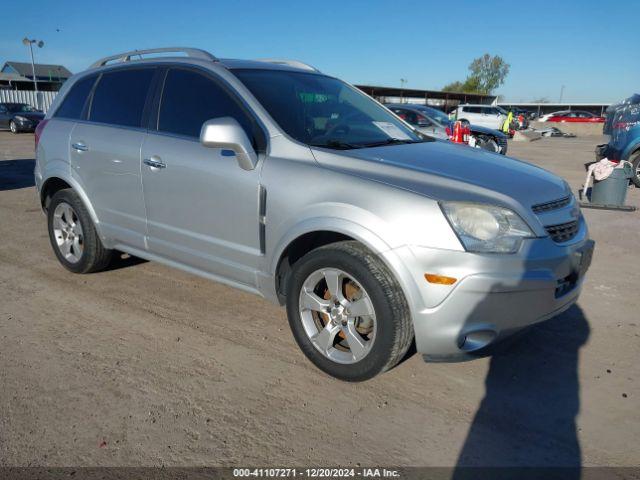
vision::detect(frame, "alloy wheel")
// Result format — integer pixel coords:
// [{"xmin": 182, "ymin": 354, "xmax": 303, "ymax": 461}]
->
[
  {"xmin": 298, "ymin": 268, "xmax": 376, "ymax": 364},
  {"xmin": 52, "ymin": 202, "xmax": 84, "ymax": 263}
]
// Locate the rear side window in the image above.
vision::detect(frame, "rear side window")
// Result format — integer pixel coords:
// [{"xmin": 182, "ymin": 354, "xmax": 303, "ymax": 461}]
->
[
  {"xmin": 54, "ymin": 75, "xmax": 97, "ymax": 120},
  {"xmin": 158, "ymin": 68, "xmax": 263, "ymax": 149},
  {"xmin": 90, "ymin": 69, "xmax": 154, "ymax": 128},
  {"xmin": 463, "ymin": 106, "xmax": 481, "ymax": 114}
]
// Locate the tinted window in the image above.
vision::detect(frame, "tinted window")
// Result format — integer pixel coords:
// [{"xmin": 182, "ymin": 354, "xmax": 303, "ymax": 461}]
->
[
  {"xmin": 393, "ymin": 109, "xmax": 417, "ymax": 125},
  {"xmin": 55, "ymin": 75, "xmax": 96, "ymax": 120},
  {"xmin": 463, "ymin": 106, "xmax": 481, "ymax": 114},
  {"xmin": 234, "ymin": 69, "xmax": 422, "ymax": 148},
  {"xmin": 90, "ymin": 69, "xmax": 154, "ymax": 127},
  {"xmin": 158, "ymin": 68, "xmax": 262, "ymax": 148}
]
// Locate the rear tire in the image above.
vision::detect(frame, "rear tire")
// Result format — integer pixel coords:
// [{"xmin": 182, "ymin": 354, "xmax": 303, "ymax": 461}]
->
[
  {"xmin": 630, "ymin": 152, "xmax": 640, "ymax": 188},
  {"xmin": 286, "ymin": 241, "xmax": 413, "ymax": 381},
  {"xmin": 47, "ymin": 189, "xmax": 113, "ymax": 273}
]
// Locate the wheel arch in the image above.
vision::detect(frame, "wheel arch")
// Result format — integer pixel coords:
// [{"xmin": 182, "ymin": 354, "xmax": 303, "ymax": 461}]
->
[
  {"xmin": 270, "ymin": 219, "xmax": 393, "ymax": 304},
  {"xmin": 40, "ymin": 174, "xmax": 100, "ymax": 227},
  {"xmin": 623, "ymin": 141, "xmax": 640, "ymax": 160}
]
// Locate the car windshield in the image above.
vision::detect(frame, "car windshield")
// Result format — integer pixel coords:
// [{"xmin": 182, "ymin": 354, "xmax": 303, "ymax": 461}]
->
[
  {"xmin": 233, "ymin": 69, "xmax": 425, "ymax": 149},
  {"xmin": 419, "ymin": 106, "xmax": 450, "ymax": 125},
  {"xmin": 6, "ymin": 103, "xmax": 37, "ymax": 113}
]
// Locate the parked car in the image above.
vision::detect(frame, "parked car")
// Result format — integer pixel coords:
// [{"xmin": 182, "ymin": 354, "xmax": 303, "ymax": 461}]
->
[
  {"xmin": 603, "ymin": 94, "xmax": 640, "ymax": 136},
  {"xmin": 386, "ymin": 103, "xmax": 508, "ymax": 154},
  {"xmin": 0, "ymin": 102, "xmax": 45, "ymax": 133},
  {"xmin": 605, "ymin": 103, "xmax": 640, "ymax": 187},
  {"xmin": 35, "ymin": 47, "xmax": 593, "ymax": 381},
  {"xmin": 544, "ymin": 111, "xmax": 605, "ymax": 123},
  {"xmin": 455, "ymin": 104, "xmax": 506, "ymax": 130},
  {"xmin": 538, "ymin": 111, "xmax": 568, "ymax": 122}
]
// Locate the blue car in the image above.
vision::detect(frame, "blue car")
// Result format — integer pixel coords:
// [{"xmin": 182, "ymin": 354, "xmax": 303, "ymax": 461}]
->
[{"xmin": 605, "ymin": 95, "xmax": 640, "ymax": 187}]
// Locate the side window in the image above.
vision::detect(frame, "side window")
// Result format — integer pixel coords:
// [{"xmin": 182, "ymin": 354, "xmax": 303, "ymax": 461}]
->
[
  {"xmin": 416, "ymin": 113, "xmax": 431, "ymax": 126},
  {"xmin": 54, "ymin": 75, "xmax": 97, "ymax": 120},
  {"xmin": 466, "ymin": 106, "xmax": 481, "ymax": 114},
  {"xmin": 402, "ymin": 110, "xmax": 418, "ymax": 125},
  {"xmin": 482, "ymin": 107, "xmax": 495, "ymax": 115},
  {"xmin": 90, "ymin": 68, "xmax": 154, "ymax": 128},
  {"xmin": 0, "ymin": 105, "xmax": 7, "ymax": 114},
  {"xmin": 158, "ymin": 68, "xmax": 263, "ymax": 149}
]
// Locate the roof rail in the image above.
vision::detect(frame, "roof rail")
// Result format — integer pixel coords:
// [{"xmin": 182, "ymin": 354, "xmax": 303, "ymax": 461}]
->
[
  {"xmin": 90, "ymin": 47, "xmax": 218, "ymax": 68},
  {"xmin": 257, "ymin": 59, "xmax": 319, "ymax": 72}
]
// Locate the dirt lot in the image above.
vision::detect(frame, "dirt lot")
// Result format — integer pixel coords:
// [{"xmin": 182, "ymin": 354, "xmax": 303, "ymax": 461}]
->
[{"xmin": 0, "ymin": 131, "xmax": 638, "ymax": 468}]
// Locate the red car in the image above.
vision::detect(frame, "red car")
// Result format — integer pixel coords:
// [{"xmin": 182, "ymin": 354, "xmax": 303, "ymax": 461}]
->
[{"xmin": 546, "ymin": 110, "xmax": 605, "ymax": 123}]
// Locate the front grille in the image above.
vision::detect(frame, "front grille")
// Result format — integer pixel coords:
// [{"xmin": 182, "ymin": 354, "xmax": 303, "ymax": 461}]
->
[
  {"xmin": 532, "ymin": 196, "xmax": 571, "ymax": 214},
  {"xmin": 545, "ymin": 220, "xmax": 579, "ymax": 243}
]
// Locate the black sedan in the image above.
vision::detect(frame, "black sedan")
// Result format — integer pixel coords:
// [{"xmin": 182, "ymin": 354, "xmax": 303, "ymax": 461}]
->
[{"xmin": 0, "ymin": 102, "xmax": 45, "ymax": 133}]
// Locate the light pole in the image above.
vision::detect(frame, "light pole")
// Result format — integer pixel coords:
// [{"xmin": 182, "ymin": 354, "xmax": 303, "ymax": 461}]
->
[
  {"xmin": 22, "ymin": 37, "xmax": 44, "ymax": 93},
  {"xmin": 559, "ymin": 84, "xmax": 565, "ymax": 104},
  {"xmin": 400, "ymin": 78, "xmax": 407, "ymax": 103}
]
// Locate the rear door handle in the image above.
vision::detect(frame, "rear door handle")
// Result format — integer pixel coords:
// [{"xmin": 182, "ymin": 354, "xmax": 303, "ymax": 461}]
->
[
  {"xmin": 72, "ymin": 142, "xmax": 88, "ymax": 152},
  {"xmin": 143, "ymin": 157, "xmax": 166, "ymax": 169}
]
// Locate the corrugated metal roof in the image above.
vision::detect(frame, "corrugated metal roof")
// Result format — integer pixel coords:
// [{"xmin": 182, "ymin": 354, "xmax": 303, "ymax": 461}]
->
[
  {"xmin": 2, "ymin": 61, "xmax": 72, "ymax": 79},
  {"xmin": 0, "ymin": 71, "xmax": 31, "ymax": 82}
]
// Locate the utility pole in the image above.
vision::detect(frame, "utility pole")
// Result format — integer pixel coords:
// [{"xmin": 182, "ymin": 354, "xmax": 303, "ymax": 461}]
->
[
  {"xmin": 22, "ymin": 37, "xmax": 44, "ymax": 93},
  {"xmin": 559, "ymin": 85, "xmax": 565, "ymax": 104}
]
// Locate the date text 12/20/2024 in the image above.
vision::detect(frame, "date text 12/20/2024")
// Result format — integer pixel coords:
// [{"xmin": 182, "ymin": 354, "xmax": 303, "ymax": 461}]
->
[{"xmin": 233, "ymin": 468, "xmax": 401, "ymax": 478}]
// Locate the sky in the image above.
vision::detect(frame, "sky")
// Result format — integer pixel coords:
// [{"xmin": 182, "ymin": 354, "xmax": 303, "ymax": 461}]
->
[{"xmin": 1, "ymin": 0, "xmax": 637, "ymax": 103}]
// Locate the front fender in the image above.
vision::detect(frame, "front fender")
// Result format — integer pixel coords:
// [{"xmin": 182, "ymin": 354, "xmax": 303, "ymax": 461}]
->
[
  {"xmin": 622, "ymin": 137, "xmax": 640, "ymax": 160},
  {"xmin": 268, "ymin": 213, "xmax": 393, "ymax": 277}
]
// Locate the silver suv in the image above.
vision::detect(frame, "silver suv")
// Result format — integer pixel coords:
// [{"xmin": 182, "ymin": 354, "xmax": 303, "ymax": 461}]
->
[{"xmin": 35, "ymin": 48, "xmax": 594, "ymax": 381}]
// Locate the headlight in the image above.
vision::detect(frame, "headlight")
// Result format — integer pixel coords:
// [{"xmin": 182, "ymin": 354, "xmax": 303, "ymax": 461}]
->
[
  {"xmin": 15, "ymin": 115, "xmax": 28, "ymax": 122},
  {"xmin": 440, "ymin": 202, "xmax": 534, "ymax": 253}
]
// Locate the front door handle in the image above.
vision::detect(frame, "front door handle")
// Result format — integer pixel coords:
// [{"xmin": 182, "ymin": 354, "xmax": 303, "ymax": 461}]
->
[
  {"xmin": 143, "ymin": 157, "xmax": 166, "ymax": 169},
  {"xmin": 72, "ymin": 142, "xmax": 88, "ymax": 152}
]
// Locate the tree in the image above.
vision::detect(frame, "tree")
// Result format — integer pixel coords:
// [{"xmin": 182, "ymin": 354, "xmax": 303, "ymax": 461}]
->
[
  {"xmin": 442, "ymin": 54, "xmax": 510, "ymax": 95},
  {"xmin": 467, "ymin": 54, "xmax": 510, "ymax": 94}
]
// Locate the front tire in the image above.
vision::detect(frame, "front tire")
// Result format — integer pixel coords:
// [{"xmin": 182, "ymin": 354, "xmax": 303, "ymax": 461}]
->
[
  {"xmin": 475, "ymin": 136, "xmax": 500, "ymax": 153},
  {"xmin": 286, "ymin": 241, "xmax": 413, "ymax": 381},
  {"xmin": 47, "ymin": 189, "xmax": 113, "ymax": 273},
  {"xmin": 9, "ymin": 120, "xmax": 18, "ymax": 134},
  {"xmin": 630, "ymin": 152, "xmax": 640, "ymax": 188}
]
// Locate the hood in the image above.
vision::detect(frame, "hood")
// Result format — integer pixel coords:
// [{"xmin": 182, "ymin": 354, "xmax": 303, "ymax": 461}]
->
[
  {"xmin": 15, "ymin": 112, "xmax": 44, "ymax": 121},
  {"xmin": 469, "ymin": 124, "xmax": 507, "ymax": 138},
  {"xmin": 311, "ymin": 140, "xmax": 569, "ymax": 212}
]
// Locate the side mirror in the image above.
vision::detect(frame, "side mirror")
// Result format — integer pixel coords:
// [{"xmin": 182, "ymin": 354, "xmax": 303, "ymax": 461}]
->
[{"xmin": 200, "ymin": 117, "xmax": 258, "ymax": 171}]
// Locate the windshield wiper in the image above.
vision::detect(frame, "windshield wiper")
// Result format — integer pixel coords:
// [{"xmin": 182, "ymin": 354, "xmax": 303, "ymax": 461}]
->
[
  {"xmin": 309, "ymin": 140, "xmax": 362, "ymax": 150},
  {"xmin": 358, "ymin": 138, "xmax": 423, "ymax": 148}
]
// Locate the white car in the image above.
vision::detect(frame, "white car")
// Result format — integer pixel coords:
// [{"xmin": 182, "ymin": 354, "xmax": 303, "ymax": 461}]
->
[{"xmin": 456, "ymin": 104, "xmax": 506, "ymax": 130}]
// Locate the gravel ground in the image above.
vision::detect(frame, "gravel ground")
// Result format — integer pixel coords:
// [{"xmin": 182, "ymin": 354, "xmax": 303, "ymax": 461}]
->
[{"xmin": 0, "ymin": 131, "xmax": 638, "ymax": 468}]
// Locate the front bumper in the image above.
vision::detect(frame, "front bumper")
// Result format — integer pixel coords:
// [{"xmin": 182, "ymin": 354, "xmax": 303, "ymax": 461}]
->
[
  {"xmin": 14, "ymin": 118, "xmax": 40, "ymax": 131},
  {"xmin": 385, "ymin": 225, "xmax": 593, "ymax": 360}
]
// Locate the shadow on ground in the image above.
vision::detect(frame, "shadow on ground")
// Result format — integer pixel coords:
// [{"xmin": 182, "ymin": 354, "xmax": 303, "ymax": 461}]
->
[
  {"xmin": 0, "ymin": 159, "xmax": 36, "ymax": 191},
  {"xmin": 453, "ymin": 304, "xmax": 589, "ymax": 479}
]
